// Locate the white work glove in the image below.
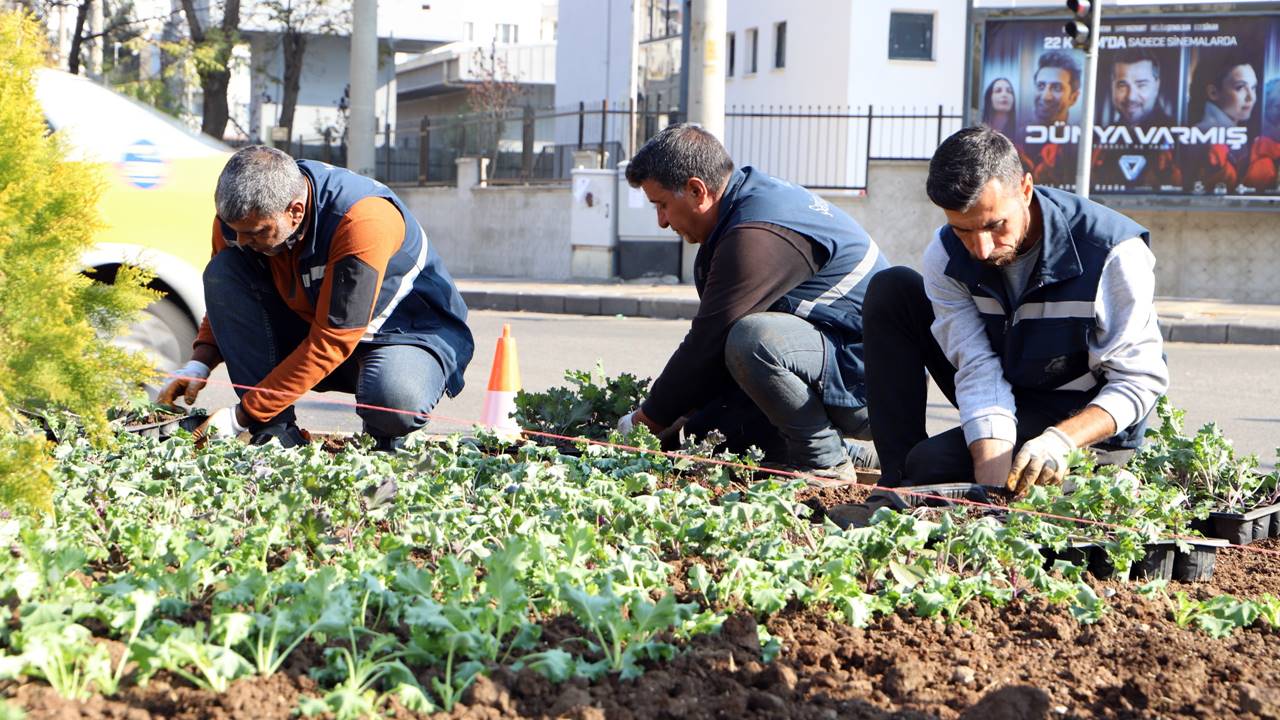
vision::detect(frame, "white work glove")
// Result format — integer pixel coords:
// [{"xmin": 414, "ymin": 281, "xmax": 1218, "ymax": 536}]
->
[
  {"xmin": 617, "ymin": 410, "xmax": 638, "ymax": 437},
  {"xmin": 1007, "ymin": 426, "xmax": 1075, "ymax": 496},
  {"xmin": 158, "ymin": 360, "xmax": 211, "ymax": 406},
  {"xmin": 194, "ymin": 405, "xmax": 247, "ymax": 444}
]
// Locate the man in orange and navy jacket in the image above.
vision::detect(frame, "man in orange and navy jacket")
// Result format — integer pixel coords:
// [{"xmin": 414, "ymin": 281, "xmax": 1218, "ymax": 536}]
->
[{"xmin": 158, "ymin": 145, "xmax": 474, "ymax": 450}]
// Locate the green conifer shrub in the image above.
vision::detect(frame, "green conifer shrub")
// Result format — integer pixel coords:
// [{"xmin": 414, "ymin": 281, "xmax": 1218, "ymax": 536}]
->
[{"xmin": 0, "ymin": 11, "xmax": 158, "ymax": 515}]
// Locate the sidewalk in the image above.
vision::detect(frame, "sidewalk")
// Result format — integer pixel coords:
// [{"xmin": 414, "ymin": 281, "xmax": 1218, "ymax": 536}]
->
[{"xmin": 457, "ymin": 276, "xmax": 1280, "ymax": 346}]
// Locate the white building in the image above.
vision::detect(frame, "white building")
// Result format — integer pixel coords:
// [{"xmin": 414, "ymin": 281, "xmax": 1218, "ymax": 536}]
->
[{"xmin": 554, "ymin": 0, "xmax": 967, "ymax": 188}]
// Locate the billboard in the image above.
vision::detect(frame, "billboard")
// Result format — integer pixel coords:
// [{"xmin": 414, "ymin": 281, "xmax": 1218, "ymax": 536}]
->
[{"xmin": 980, "ymin": 16, "xmax": 1280, "ymax": 197}]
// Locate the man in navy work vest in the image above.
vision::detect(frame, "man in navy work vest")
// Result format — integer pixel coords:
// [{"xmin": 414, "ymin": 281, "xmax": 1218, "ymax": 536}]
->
[
  {"xmin": 616, "ymin": 123, "xmax": 889, "ymax": 484},
  {"xmin": 157, "ymin": 145, "xmax": 474, "ymax": 450},
  {"xmin": 829, "ymin": 126, "xmax": 1167, "ymax": 522}
]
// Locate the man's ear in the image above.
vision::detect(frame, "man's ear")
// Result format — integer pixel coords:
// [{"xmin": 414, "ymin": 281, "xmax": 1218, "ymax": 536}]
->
[
  {"xmin": 1020, "ymin": 172, "xmax": 1035, "ymax": 205},
  {"xmin": 687, "ymin": 177, "xmax": 709, "ymax": 204},
  {"xmin": 288, "ymin": 199, "xmax": 306, "ymax": 222}
]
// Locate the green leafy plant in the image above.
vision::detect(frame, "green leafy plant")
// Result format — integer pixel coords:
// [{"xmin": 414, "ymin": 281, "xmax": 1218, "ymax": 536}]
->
[
  {"xmin": 1131, "ymin": 398, "xmax": 1277, "ymax": 513},
  {"xmin": 514, "ymin": 364, "xmax": 650, "ymax": 439}
]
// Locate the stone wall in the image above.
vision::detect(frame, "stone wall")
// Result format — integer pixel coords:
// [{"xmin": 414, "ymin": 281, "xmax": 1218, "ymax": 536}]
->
[{"xmin": 396, "ymin": 160, "xmax": 1280, "ymax": 303}]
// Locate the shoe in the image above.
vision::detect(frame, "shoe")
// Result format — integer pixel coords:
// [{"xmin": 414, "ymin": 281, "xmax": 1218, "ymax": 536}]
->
[
  {"xmin": 843, "ymin": 440, "xmax": 880, "ymax": 471},
  {"xmin": 823, "ymin": 490, "xmax": 910, "ymax": 530},
  {"xmin": 249, "ymin": 423, "xmax": 310, "ymax": 449},
  {"xmin": 764, "ymin": 457, "xmax": 860, "ymax": 488},
  {"xmin": 371, "ymin": 435, "xmax": 405, "ymax": 453}
]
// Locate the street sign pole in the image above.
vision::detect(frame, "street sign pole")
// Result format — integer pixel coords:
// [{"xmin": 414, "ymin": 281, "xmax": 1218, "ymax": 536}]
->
[{"xmin": 1073, "ymin": 0, "xmax": 1102, "ymax": 198}]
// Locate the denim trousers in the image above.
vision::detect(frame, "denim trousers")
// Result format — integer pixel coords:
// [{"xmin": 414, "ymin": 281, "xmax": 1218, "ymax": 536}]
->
[
  {"xmin": 203, "ymin": 248, "xmax": 447, "ymax": 439},
  {"xmin": 686, "ymin": 312, "xmax": 870, "ymax": 469}
]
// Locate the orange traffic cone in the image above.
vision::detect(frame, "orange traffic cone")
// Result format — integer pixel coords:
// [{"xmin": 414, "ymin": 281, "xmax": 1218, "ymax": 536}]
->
[{"xmin": 480, "ymin": 324, "xmax": 522, "ymax": 436}]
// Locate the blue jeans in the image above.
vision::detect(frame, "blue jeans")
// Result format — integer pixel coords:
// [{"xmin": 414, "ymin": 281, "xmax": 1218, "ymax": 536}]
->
[
  {"xmin": 723, "ymin": 312, "xmax": 871, "ymax": 469},
  {"xmin": 203, "ymin": 249, "xmax": 447, "ymax": 438}
]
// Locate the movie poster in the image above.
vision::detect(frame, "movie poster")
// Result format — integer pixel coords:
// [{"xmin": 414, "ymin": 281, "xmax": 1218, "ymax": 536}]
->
[{"xmin": 981, "ymin": 16, "xmax": 1280, "ymax": 197}]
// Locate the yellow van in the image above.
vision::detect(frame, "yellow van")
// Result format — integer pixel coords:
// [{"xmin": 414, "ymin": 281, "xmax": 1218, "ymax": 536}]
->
[{"xmin": 34, "ymin": 68, "xmax": 230, "ymax": 373}]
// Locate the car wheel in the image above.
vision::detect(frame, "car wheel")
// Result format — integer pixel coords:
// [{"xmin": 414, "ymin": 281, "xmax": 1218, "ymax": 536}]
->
[{"xmin": 114, "ymin": 296, "xmax": 197, "ymax": 377}]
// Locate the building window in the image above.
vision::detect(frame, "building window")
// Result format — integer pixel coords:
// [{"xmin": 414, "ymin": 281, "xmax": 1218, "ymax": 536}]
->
[
  {"xmin": 773, "ymin": 21, "xmax": 786, "ymax": 69},
  {"xmin": 642, "ymin": 0, "xmax": 681, "ymax": 42},
  {"xmin": 746, "ymin": 27, "xmax": 758, "ymax": 74},
  {"xmin": 888, "ymin": 12, "xmax": 933, "ymax": 61},
  {"xmin": 726, "ymin": 32, "xmax": 735, "ymax": 77},
  {"xmin": 462, "ymin": 21, "xmax": 474, "ymax": 42},
  {"xmin": 495, "ymin": 23, "xmax": 518, "ymax": 44}
]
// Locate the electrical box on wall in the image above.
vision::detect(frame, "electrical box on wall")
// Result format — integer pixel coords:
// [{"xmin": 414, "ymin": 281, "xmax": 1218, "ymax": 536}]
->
[
  {"xmin": 568, "ymin": 168, "xmax": 617, "ymax": 278},
  {"xmin": 616, "ymin": 162, "xmax": 682, "ymax": 280}
]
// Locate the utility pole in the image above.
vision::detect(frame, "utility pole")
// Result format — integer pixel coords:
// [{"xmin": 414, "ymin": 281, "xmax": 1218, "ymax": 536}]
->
[
  {"xmin": 348, "ymin": 0, "xmax": 377, "ymax": 176},
  {"xmin": 685, "ymin": 0, "xmax": 726, "ymax": 140},
  {"xmin": 1066, "ymin": 0, "xmax": 1101, "ymax": 198}
]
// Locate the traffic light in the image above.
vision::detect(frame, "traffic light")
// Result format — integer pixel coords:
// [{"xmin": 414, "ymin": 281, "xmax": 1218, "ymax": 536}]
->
[{"xmin": 1064, "ymin": 0, "xmax": 1095, "ymax": 50}]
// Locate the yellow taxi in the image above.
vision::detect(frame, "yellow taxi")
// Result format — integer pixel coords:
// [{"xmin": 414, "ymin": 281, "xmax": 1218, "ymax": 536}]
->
[{"xmin": 35, "ymin": 68, "xmax": 230, "ymax": 373}]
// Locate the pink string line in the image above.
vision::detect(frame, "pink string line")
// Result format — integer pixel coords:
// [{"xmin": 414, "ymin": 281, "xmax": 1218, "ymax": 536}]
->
[{"xmin": 167, "ymin": 372, "xmax": 1280, "ymax": 559}]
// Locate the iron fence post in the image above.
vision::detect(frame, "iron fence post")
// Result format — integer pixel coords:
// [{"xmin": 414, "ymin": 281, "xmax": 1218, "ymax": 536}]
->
[
  {"xmin": 598, "ymin": 99, "xmax": 608, "ymax": 167},
  {"xmin": 936, "ymin": 104, "xmax": 945, "ymax": 148},
  {"xmin": 419, "ymin": 116, "xmax": 431, "ymax": 185},
  {"xmin": 383, "ymin": 122, "xmax": 391, "ymax": 181},
  {"xmin": 578, "ymin": 101, "xmax": 585, "ymax": 150},
  {"xmin": 323, "ymin": 128, "xmax": 333, "ymax": 164}
]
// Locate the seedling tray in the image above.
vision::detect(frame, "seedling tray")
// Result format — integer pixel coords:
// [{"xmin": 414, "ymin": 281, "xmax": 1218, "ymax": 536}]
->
[
  {"xmin": 1042, "ymin": 541, "xmax": 1188, "ymax": 582},
  {"xmin": 1172, "ymin": 538, "xmax": 1228, "ymax": 583},
  {"xmin": 1200, "ymin": 503, "xmax": 1280, "ymax": 546},
  {"xmin": 118, "ymin": 413, "xmax": 205, "ymax": 440}
]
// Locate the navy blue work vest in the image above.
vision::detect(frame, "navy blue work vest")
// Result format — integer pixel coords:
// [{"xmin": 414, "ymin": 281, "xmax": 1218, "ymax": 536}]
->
[
  {"xmin": 223, "ymin": 160, "xmax": 474, "ymax": 397},
  {"xmin": 696, "ymin": 167, "xmax": 889, "ymax": 408},
  {"xmin": 939, "ymin": 186, "xmax": 1151, "ymax": 448}
]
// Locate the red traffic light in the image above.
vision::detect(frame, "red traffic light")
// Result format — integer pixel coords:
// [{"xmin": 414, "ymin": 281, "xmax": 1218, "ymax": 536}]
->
[{"xmin": 1067, "ymin": 0, "xmax": 1091, "ymax": 16}]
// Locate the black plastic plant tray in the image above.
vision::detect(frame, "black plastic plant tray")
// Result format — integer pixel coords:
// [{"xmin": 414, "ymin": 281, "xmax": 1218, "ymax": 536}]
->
[
  {"xmin": 1205, "ymin": 503, "xmax": 1280, "ymax": 546},
  {"xmin": 1172, "ymin": 538, "xmax": 1228, "ymax": 582},
  {"xmin": 118, "ymin": 413, "xmax": 205, "ymax": 440},
  {"xmin": 1042, "ymin": 541, "xmax": 1182, "ymax": 582}
]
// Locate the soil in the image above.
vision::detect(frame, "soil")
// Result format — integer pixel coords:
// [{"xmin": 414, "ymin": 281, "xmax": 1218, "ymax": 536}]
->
[{"xmin": 14, "ymin": 546, "xmax": 1280, "ymax": 720}]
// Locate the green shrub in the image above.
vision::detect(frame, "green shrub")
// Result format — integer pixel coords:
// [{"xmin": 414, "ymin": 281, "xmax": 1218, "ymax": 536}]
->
[{"xmin": 0, "ymin": 11, "xmax": 157, "ymax": 514}]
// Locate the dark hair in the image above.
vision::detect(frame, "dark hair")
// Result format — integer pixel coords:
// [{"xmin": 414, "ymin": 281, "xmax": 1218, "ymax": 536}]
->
[
  {"xmin": 1189, "ymin": 52, "xmax": 1258, "ymax": 124},
  {"xmin": 981, "ymin": 77, "xmax": 1016, "ymax": 128},
  {"xmin": 625, "ymin": 123, "xmax": 735, "ymax": 194},
  {"xmin": 927, "ymin": 126, "xmax": 1026, "ymax": 212},
  {"xmin": 1110, "ymin": 49, "xmax": 1161, "ymax": 83},
  {"xmin": 1036, "ymin": 49, "xmax": 1082, "ymax": 92}
]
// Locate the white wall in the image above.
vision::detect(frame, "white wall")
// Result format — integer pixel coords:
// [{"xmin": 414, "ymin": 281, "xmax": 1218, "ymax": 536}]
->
[
  {"xmin": 554, "ymin": 0, "xmax": 636, "ymax": 109},
  {"xmin": 398, "ymin": 184, "xmax": 573, "ymax": 279},
  {"xmin": 847, "ymin": 0, "xmax": 966, "ymax": 112},
  {"xmin": 724, "ymin": 0, "xmax": 853, "ymax": 108}
]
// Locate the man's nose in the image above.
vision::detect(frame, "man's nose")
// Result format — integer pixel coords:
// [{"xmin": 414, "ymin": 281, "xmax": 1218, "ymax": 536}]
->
[
  {"xmin": 974, "ymin": 234, "xmax": 994, "ymax": 259},
  {"xmin": 656, "ymin": 210, "xmax": 669, "ymax": 228}
]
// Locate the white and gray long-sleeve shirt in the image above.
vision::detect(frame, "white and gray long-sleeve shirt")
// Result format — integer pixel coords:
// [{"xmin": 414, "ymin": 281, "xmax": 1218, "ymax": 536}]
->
[{"xmin": 922, "ymin": 232, "xmax": 1170, "ymax": 446}]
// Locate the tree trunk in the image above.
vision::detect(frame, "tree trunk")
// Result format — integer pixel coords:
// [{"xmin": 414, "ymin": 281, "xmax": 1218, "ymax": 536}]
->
[
  {"xmin": 67, "ymin": 0, "xmax": 91, "ymax": 75},
  {"xmin": 278, "ymin": 29, "xmax": 307, "ymax": 139},
  {"xmin": 180, "ymin": 0, "xmax": 240, "ymax": 140}
]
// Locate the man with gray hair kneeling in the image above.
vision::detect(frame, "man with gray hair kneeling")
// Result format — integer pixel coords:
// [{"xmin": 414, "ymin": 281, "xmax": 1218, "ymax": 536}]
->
[
  {"xmin": 158, "ymin": 146, "xmax": 473, "ymax": 450},
  {"xmin": 617, "ymin": 123, "xmax": 888, "ymax": 484}
]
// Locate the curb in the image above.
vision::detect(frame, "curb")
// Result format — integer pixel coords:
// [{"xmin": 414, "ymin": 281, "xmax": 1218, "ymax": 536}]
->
[{"xmin": 461, "ymin": 290, "xmax": 1280, "ymax": 346}]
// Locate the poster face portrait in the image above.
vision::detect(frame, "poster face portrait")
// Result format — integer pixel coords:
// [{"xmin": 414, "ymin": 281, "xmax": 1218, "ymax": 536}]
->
[{"xmin": 979, "ymin": 16, "xmax": 1280, "ymax": 197}]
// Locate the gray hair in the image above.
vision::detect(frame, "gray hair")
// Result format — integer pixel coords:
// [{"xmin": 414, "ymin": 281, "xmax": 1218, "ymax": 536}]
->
[
  {"xmin": 926, "ymin": 126, "xmax": 1027, "ymax": 212},
  {"xmin": 625, "ymin": 123, "xmax": 735, "ymax": 195},
  {"xmin": 215, "ymin": 145, "xmax": 308, "ymax": 222}
]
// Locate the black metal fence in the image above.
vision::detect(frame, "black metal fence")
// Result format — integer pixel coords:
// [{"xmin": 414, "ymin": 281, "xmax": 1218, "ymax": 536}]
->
[{"xmin": 291, "ymin": 102, "xmax": 962, "ymax": 191}]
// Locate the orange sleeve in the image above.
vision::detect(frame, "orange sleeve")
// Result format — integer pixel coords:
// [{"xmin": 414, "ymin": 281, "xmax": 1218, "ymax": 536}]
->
[
  {"xmin": 239, "ymin": 197, "xmax": 406, "ymax": 423},
  {"xmin": 192, "ymin": 217, "xmax": 231, "ymax": 365}
]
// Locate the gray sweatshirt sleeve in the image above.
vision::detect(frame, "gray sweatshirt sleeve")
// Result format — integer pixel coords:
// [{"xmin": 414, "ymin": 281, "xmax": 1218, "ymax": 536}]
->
[
  {"xmin": 921, "ymin": 233, "xmax": 1019, "ymax": 446},
  {"xmin": 1087, "ymin": 236, "xmax": 1169, "ymax": 432}
]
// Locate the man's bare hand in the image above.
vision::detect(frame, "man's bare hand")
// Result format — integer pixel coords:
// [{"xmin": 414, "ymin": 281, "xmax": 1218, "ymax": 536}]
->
[{"xmin": 970, "ymin": 438, "xmax": 1014, "ymax": 487}]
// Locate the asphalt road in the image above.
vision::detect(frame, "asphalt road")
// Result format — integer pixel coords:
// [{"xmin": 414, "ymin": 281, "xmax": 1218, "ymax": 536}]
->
[{"xmin": 197, "ymin": 310, "xmax": 1280, "ymax": 467}]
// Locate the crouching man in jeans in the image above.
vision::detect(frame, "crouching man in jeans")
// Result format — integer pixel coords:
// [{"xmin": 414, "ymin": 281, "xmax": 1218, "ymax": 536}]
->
[
  {"xmin": 828, "ymin": 126, "xmax": 1167, "ymax": 522},
  {"xmin": 159, "ymin": 145, "xmax": 474, "ymax": 450},
  {"xmin": 616, "ymin": 123, "xmax": 888, "ymax": 484}
]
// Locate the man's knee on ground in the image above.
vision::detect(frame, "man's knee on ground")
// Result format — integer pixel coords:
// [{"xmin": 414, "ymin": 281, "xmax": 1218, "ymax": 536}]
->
[{"xmin": 357, "ymin": 379, "xmax": 434, "ymax": 437}]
